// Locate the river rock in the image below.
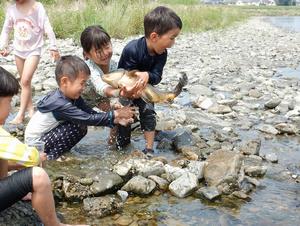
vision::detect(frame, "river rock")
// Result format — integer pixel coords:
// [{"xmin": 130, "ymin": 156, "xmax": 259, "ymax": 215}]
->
[
  {"xmin": 264, "ymin": 98, "xmax": 281, "ymax": 109},
  {"xmin": 121, "ymin": 175, "xmax": 156, "ymax": 195},
  {"xmin": 187, "ymin": 160, "xmax": 206, "ymax": 179},
  {"xmin": 83, "ymin": 195, "xmax": 123, "ymax": 218},
  {"xmin": 0, "ymin": 202, "xmax": 42, "ymax": 226},
  {"xmin": 195, "ymin": 186, "xmax": 221, "ymax": 201},
  {"xmin": 89, "ymin": 173, "xmax": 123, "ymax": 196},
  {"xmin": 208, "ymin": 104, "xmax": 232, "ymax": 114},
  {"xmin": 275, "ymin": 122, "xmax": 298, "ymax": 134},
  {"xmin": 134, "ymin": 159, "xmax": 165, "ymax": 177},
  {"xmin": 164, "ymin": 164, "xmax": 188, "ymax": 182},
  {"xmin": 265, "ymin": 153, "xmax": 279, "ymax": 163},
  {"xmin": 238, "ymin": 139, "xmax": 261, "ymax": 156},
  {"xmin": 256, "ymin": 124, "xmax": 279, "ymax": 135},
  {"xmin": 244, "ymin": 166, "xmax": 267, "ymax": 177},
  {"xmin": 169, "ymin": 172, "xmax": 198, "ymax": 198},
  {"xmin": 204, "ymin": 149, "xmax": 242, "ymax": 186},
  {"xmin": 148, "ymin": 175, "xmax": 169, "ymax": 190},
  {"xmin": 173, "ymin": 130, "xmax": 194, "ymax": 151}
]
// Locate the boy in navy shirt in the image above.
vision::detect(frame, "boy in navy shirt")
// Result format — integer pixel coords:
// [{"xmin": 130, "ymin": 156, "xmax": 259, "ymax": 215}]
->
[
  {"xmin": 25, "ymin": 55, "xmax": 135, "ymax": 159},
  {"xmin": 117, "ymin": 6, "xmax": 182, "ymax": 153}
]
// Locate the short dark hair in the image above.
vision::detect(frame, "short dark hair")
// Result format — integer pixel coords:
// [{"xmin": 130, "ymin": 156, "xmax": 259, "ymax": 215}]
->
[
  {"xmin": 80, "ymin": 25, "xmax": 111, "ymax": 54},
  {"xmin": 144, "ymin": 6, "xmax": 182, "ymax": 38},
  {"xmin": 55, "ymin": 55, "xmax": 90, "ymax": 85},
  {"xmin": 0, "ymin": 67, "xmax": 20, "ymax": 97}
]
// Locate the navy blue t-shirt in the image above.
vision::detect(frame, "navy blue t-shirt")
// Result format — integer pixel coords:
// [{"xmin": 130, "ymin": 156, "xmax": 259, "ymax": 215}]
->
[{"xmin": 118, "ymin": 37, "xmax": 167, "ymax": 85}]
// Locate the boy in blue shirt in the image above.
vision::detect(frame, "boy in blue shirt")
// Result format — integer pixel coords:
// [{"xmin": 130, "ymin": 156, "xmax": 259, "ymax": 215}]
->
[
  {"xmin": 117, "ymin": 6, "xmax": 182, "ymax": 153},
  {"xmin": 25, "ymin": 55, "xmax": 135, "ymax": 159}
]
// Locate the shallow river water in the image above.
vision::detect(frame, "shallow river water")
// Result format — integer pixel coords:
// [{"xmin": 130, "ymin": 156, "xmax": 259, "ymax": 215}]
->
[{"xmin": 44, "ymin": 17, "xmax": 300, "ymax": 225}]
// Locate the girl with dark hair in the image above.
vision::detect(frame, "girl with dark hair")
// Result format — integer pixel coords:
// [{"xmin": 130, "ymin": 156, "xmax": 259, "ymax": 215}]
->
[{"xmin": 80, "ymin": 25, "xmax": 138, "ymax": 145}]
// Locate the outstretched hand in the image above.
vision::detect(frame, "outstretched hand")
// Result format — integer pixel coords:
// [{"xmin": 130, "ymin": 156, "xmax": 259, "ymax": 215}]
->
[{"xmin": 113, "ymin": 106, "xmax": 136, "ymax": 126}]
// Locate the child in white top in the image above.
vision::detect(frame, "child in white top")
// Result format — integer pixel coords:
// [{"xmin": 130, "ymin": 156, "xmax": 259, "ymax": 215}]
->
[{"xmin": 0, "ymin": 0, "xmax": 60, "ymax": 124}]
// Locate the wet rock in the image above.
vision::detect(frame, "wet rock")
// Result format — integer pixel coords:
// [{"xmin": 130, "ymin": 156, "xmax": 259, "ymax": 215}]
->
[
  {"xmin": 151, "ymin": 156, "xmax": 168, "ymax": 164},
  {"xmin": 244, "ymin": 166, "xmax": 267, "ymax": 177},
  {"xmin": 121, "ymin": 175, "xmax": 156, "ymax": 195},
  {"xmin": 275, "ymin": 122, "xmax": 298, "ymax": 134},
  {"xmin": 195, "ymin": 186, "xmax": 221, "ymax": 201},
  {"xmin": 265, "ymin": 153, "xmax": 279, "ymax": 163},
  {"xmin": 116, "ymin": 190, "xmax": 128, "ymax": 202},
  {"xmin": 238, "ymin": 139, "xmax": 261, "ymax": 156},
  {"xmin": 179, "ymin": 145, "xmax": 199, "ymax": 160},
  {"xmin": 187, "ymin": 161, "xmax": 206, "ymax": 179},
  {"xmin": 0, "ymin": 202, "xmax": 42, "ymax": 226},
  {"xmin": 89, "ymin": 173, "xmax": 123, "ymax": 196},
  {"xmin": 169, "ymin": 172, "xmax": 198, "ymax": 198},
  {"xmin": 204, "ymin": 149, "xmax": 242, "ymax": 187},
  {"xmin": 148, "ymin": 175, "xmax": 169, "ymax": 190},
  {"xmin": 83, "ymin": 195, "xmax": 123, "ymax": 218},
  {"xmin": 164, "ymin": 164, "xmax": 187, "ymax": 182},
  {"xmin": 134, "ymin": 159, "xmax": 165, "ymax": 177},
  {"xmin": 79, "ymin": 178, "xmax": 94, "ymax": 186},
  {"xmin": 156, "ymin": 137, "xmax": 173, "ymax": 150},
  {"xmin": 256, "ymin": 124, "xmax": 279, "ymax": 135},
  {"xmin": 208, "ymin": 104, "xmax": 232, "ymax": 114},
  {"xmin": 62, "ymin": 176, "xmax": 92, "ymax": 201},
  {"xmin": 154, "ymin": 130, "xmax": 177, "ymax": 142},
  {"xmin": 113, "ymin": 162, "xmax": 133, "ymax": 177},
  {"xmin": 173, "ymin": 130, "xmax": 193, "ymax": 151},
  {"xmin": 232, "ymin": 191, "xmax": 251, "ymax": 201},
  {"xmin": 243, "ymin": 155, "xmax": 263, "ymax": 167},
  {"xmin": 264, "ymin": 98, "xmax": 281, "ymax": 109}
]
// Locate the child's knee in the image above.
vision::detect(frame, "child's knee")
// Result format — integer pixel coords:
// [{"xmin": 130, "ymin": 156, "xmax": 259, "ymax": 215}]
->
[
  {"xmin": 20, "ymin": 78, "xmax": 32, "ymax": 87},
  {"xmin": 32, "ymin": 167, "xmax": 50, "ymax": 189}
]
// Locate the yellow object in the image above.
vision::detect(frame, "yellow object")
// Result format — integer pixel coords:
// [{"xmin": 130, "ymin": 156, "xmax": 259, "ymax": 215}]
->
[{"xmin": 0, "ymin": 126, "xmax": 39, "ymax": 167}]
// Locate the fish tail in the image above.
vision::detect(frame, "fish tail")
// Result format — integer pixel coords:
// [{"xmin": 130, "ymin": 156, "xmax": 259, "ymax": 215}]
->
[{"xmin": 173, "ymin": 72, "xmax": 188, "ymax": 97}]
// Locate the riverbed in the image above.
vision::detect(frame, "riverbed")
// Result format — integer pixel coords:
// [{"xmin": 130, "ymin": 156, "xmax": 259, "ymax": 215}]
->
[{"xmin": 2, "ymin": 16, "xmax": 300, "ymax": 225}]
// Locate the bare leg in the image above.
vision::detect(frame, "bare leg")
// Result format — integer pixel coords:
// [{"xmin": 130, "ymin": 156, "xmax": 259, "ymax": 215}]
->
[
  {"xmin": 10, "ymin": 55, "xmax": 39, "ymax": 124},
  {"xmin": 0, "ymin": 160, "xmax": 8, "ymax": 179},
  {"xmin": 144, "ymin": 131, "xmax": 155, "ymax": 150},
  {"xmin": 31, "ymin": 167, "xmax": 88, "ymax": 226}
]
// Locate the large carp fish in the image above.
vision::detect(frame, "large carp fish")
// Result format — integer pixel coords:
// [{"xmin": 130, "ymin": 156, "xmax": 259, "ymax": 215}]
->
[{"xmin": 102, "ymin": 70, "xmax": 188, "ymax": 103}]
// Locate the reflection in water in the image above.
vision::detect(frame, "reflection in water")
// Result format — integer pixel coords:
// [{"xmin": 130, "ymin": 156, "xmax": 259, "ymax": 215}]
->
[
  {"xmin": 51, "ymin": 125, "xmax": 300, "ymax": 225},
  {"xmin": 266, "ymin": 16, "xmax": 300, "ymax": 32}
]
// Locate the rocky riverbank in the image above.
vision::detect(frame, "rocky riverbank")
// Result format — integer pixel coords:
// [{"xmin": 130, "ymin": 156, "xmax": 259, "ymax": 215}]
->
[{"xmin": 1, "ymin": 17, "xmax": 300, "ymax": 225}]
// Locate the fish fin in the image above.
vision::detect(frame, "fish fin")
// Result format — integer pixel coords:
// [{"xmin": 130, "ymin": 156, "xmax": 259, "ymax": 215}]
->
[
  {"xmin": 141, "ymin": 92, "xmax": 152, "ymax": 103},
  {"xmin": 173, "ymin": 72, "xmax": 188, "ymax": 97}
]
